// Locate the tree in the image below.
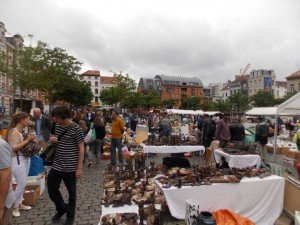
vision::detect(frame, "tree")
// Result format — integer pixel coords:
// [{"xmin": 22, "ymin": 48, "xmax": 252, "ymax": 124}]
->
[
  {"xmin": 215, "ymin": 100, "xmax": 231, "ymax": 113},
  {"xmin": 161, "ymin": 99, "xmax": 176, "ymax": 109},
  {"xmin": 181, "ymin": 97, "xmax": 201, "ymax": 110},
  {"xmin": 228, "ymin": 91, "xmax": 250, "ymax": 113},
  {"xmin": 141, "ymin": 91, "xmax": 161, "ymax": 109},
  {"xmin": 99, "ymin": 87, "xmax": 120, "ymax": 106},
  {"xmin": 201, "ymin": 101, "xmax": 218, "ymax": 111},
  {"xmin": 274, "ymin": 92, "xmax": 297, "ymax": 105},
  {"xmin": 121, "ymin": 92, "xmax": 143, "ymax": 109},
  {"xmin": 251, "ymin": 91, "xmax": 275, "ymax": 107},
  {"xmin": 31, "ymin": 41, "xmax": 82, "ymax": 111},
  {"xmin": 0, "ymin": 45, "xmax": 37, "ymax": 111},
  {"xmin": 100, "ymin": 72, "xmax": 136, "ymax": 106},
  {"xmin": 53, "ymin": 78, "xmax": 93, "ymax": 107}
]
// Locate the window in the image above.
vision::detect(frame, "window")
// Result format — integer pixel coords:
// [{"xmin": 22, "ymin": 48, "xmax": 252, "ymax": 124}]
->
[
  {"xmin": 170, "ymin": 81, "xmax": 175, "ymax": 85},
  {"xmin": 88, "ymin": 76, "xmax": 91, "ymax": 79},
  {"xmin": 95, "ymin": 76, "xmax": 97, "ymax": 80},
  {"xmin": 191, "ymin": 88, "xmax": 195, "ymax": 96},
  {"xmin": 277, "ymin": 90, "xmax": 279, "ymax": 97},
  {"xmin": 95, "ymin": 81, "xmax": 98, "ymax": 86},
  {"xmin": 291, "ymin": 84, "xmax": 295, "ymax": 92},
  {"xmin": 176, "ymin": 81, "xmax": 179, "ymax": 85},
  {"xmin": 88, "ymin": 81, "xmax": 91, "ymax": 86},
  {"xmin": 164, "ymin": 80, "xmax": 169, "ymax": 85},
  {"xmin": 183, "ymin": 82, "xmax": 186, "ymax": 85},
  {"xmin": 95, "ymin": 97, "xmax": 98, "ymax": 102},
  {"xmin": 95, "ymin": 88, "xmax": 98, "ymax": 94},
  {"xmin": 190, "ymin": 82, "xmax": 194, "ymax": 86}
]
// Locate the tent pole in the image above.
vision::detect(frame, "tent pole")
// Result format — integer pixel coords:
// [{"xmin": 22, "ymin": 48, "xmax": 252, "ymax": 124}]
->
[{"xmin": 274, "ymin": 111, "xmax": 278, "ymax": 163}]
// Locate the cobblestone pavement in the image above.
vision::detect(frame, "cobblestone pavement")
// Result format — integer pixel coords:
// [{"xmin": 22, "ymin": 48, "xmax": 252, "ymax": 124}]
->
[
  {"xmin": 13, "ymin": 153, "xmax": 296, "ymax": 225},
  {"xmin": 13, "ymin": 162, "xmax": 105, "ymax": 225},
  {"xmin": 13, "ymin": 154, "xmax": 200, "ymax": 225}
]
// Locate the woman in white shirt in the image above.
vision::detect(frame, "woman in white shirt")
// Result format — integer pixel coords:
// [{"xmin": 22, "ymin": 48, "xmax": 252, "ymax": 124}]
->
[{"xmin": 8, "ymin": 112, "xmax": 36, "ymax": 218}]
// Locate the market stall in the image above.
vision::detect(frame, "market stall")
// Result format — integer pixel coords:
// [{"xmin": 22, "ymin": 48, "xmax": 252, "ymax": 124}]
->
[
  {"xmin": 155, "ymin": 175, "xmax": 284, "ymax": 225},
  {"xmin": 246, "ymin": 103, "xmax": 300, "ymax": 162},
  {"xmin": 213, "ymin": 149, "xmax": 261, "ymax": 169},
  {"xmin": 141, "ymin": 144, "xmax": 205, "ymax": 154}
]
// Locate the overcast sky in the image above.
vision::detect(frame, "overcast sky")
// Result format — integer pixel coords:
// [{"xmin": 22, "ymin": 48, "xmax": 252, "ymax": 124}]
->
[{"xmin": 1, "ymin": 0, "xmax": 300, "ymax": 84}]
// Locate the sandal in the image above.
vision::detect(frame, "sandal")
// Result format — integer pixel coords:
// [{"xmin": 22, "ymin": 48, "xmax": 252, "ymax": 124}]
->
[{"xmin": 19, "ymin": 205, "xmax": 32, "ymax": 211}]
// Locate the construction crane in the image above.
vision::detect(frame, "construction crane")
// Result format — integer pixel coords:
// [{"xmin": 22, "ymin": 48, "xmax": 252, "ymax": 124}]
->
[{"xmin": 240, "ymin": 63, "xmax": 251, "ymax": 76}]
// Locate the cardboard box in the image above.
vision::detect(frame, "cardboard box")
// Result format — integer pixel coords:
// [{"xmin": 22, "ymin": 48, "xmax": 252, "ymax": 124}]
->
[
  {"xmin": 286, "ymin": 151, "xmax": 297, "ymax": 159},
  {"xmin": 282, "ymin": 147, "xmax": 290, "ymax": 155},
  {"xmin": 274, "ymin": 214, "xmax": 293, "ymax": 225},
  {"xmin": 284, "ymin": 176, "xmax": 300, "ymax": 219},
  {"xmin": 23, "ymin": 185, "xmax": 40, "ymax": 206},
  {"xmin": 283, "ymin": 157, "xmax": 296, "ymax": 167},
  {"xmin": 26, "ymin": 175, "xmax": 46, "ymax": 196}
]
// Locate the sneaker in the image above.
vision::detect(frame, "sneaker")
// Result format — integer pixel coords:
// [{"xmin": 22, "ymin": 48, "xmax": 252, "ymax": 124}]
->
[
  {"xmin": 64, "ymin": 217, "xmax": 75, "ymax": 225},
  {"xmin": 52, "ymin": 211, "xmax": 66, "ymax": 223},
  {"xmin": 13, "ymin": 209, "xmax": 20, "ymax": 218}
]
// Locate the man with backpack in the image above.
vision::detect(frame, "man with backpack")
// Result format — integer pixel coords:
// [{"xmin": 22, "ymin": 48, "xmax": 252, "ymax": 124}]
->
[{"xmin": 255, "ymin": 116, "xmax": 269, "ymax": 161}]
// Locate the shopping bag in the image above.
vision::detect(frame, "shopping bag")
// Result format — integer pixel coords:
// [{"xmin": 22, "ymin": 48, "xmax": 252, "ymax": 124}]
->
[{"xmin": 84, "ymin": 125, "xmax": 96, "ymax": 143}]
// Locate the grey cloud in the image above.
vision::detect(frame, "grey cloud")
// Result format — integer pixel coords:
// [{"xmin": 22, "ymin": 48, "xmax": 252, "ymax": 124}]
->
[{"xmin": 1, "ymin": 0, "xmax": 300, "ymax": 84}]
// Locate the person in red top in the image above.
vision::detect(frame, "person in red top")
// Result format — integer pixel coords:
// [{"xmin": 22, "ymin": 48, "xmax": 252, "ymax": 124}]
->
[{"xmin": 110, "ymin": 111, "xmax": 125, "ymax": 166}]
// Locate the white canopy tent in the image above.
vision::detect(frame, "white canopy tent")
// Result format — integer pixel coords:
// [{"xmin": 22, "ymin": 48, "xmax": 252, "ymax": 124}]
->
[
  {"xmin": 166, "ymin": 109, "xmax": 203, "ymax": 115},
  {"xmin": 166, "ymin": 109, "xmax": 220, "ymax": 116},
  {"xmin": 246, "ymin": 92, "xmax": 300, "ymax": 161},
  {"xmin": 246, "ymin": 107, "xmax": 278, "ymax": 116}
]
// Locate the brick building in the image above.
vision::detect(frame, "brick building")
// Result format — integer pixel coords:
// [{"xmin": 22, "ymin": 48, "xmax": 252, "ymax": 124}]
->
[
  {"xmin": 138, "ymin": 75, "xmax": 204, "ymax": 107},
  {"xmin": 0, "ymin": 22, "xmax": 44, "ymax": 114}
]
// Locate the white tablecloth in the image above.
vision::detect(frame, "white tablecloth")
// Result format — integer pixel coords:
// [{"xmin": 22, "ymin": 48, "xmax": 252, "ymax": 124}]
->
[
  {"xmin": 155, "ymin": 175, "xmax": 284, "ymax": 225},
  {"xmin": 213, "ymin": 149, "xmax": 261, "ymax": 169},
  {"xmin": 141, "ymin": 144, "xmax": 205, "ymax": 154}
]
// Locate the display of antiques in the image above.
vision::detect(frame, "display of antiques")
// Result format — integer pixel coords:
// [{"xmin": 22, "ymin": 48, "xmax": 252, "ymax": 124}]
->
[
  {"xmin": 101, "ymin": 160, "xmax": 166, "ymax": 207},
  {"xmin": 146, "ymin": 132, "xmax": 198, "ymax": 146},
  {"xmin": 101, "ymin": 213, "xmax": 139, "ymax": 225},
  {"xmin": 156, "ymin": 166, "xmax": 272, "ymax": 188}
]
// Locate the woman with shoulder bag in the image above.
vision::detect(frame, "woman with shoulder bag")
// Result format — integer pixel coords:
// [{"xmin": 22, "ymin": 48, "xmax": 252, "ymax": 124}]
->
[
  {"xmin": 87, "ymin": 116, "xmax": 106, "ymax": 167},
  {"xmin": 7, "ymin": 112, "xmax": 36, "ymax": 218}
]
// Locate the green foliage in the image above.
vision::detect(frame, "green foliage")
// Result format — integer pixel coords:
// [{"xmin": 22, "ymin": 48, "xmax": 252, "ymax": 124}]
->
[
  {"xmin": 100, "ymin": 87, "xmax": 120, "ymax": 106},
  {"xmin": 121, "ymin": 91, "xmax": 161, "ymax": 109},
  {"xmin": 251, "ymin": 91, "xmax": 275, "ymax": 107},
  {"xmin": 53, "ymin": 78, "xmax": 93, "ymax": 106},
  {"xmin": 215, "ymin": 100, "xmax": 232, "ymax": 113},
  {"xmin": 0, "ymin": 46, "xmax": 38, "ymax": 110},
  {"xmin": 141, "ymin": 91, "xmax": 161, "ymax": 108},
  {"xmin": 100, "ymin": 72, "xmax": 136, "ymax": 106},
  {"xmin": 161, "ymin": 99, "xmax": 176, "ymax": 109},
  {"xmin": 181, "ymin": 97, "xmax": 201, "ymax": 110},
  {"xmin": 121, "ymin": 92, "xmax": 143, "ymax": 109},
  {"xmin": 201, "ymin": 101, "xmax": 218, "ymax": 111},
  {"xmin": 31, "ymin": 41, "xmax": 82, "ymax": 109},
  {"xmin": 228, "ymin": 91, "xmax": 250, "ymax": 112},
  {"xmin": 274, "ymin": 92, "xmax": 297, "ymax": 105}
]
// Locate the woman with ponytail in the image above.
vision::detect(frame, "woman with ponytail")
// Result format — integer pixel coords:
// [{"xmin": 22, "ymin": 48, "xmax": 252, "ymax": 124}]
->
[{"xmin": 7, "ymin": 112, "xmax": 36, "ymax": 218}]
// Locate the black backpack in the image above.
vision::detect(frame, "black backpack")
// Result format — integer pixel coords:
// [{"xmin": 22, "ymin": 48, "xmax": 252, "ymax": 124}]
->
[{"xmin": 260, "ymin": 124, "xmax": 269, "ymax": 137}]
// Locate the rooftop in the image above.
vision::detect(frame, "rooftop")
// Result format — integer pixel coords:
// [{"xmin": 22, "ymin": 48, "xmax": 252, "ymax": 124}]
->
[
  {"xmin": 286, "ymin": 70, "xmax": 300, "ymax": 80},
  {"xmin": 82, "ymin": 70, "xmax": 100, "ymax": 76},
  {"xmin": 154, "ymin": 75, "xmax": 203, "ymax": 87},
  {"xmin": 276, "ymin": 81, "xmax": 287, "ymax": 88},
  {"xmin": 100, "ymin": 76, "xmax": 115, "ymax": 84}
]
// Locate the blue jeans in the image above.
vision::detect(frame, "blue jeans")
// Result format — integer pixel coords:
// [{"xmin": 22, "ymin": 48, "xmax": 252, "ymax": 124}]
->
[{"xmin": 110, "ymin": 138, "xmax": 123, "ymax": 165}]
